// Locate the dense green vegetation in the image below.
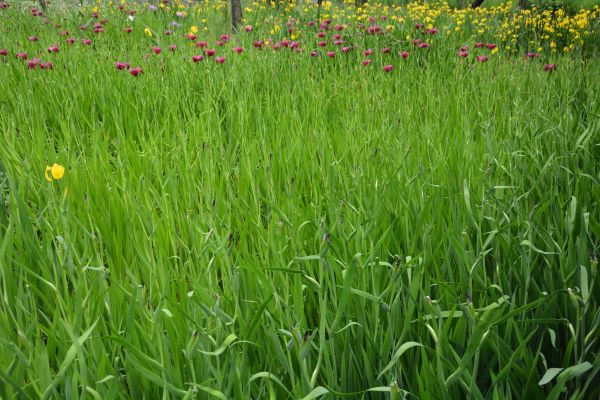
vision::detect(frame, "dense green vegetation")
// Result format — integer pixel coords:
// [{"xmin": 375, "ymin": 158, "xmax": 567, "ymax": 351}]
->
[{"xmin": 0, "ymin": 0, "xmax": 599, "ymax": 398}]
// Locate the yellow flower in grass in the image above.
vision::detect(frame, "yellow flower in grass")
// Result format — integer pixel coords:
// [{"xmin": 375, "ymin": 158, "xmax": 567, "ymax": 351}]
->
[
  {"xmin": 45, "ymin": 164, "xmax": 65, "ymax": 182},
  {"xmin": 144, "ymin": 27, "xmax": 153, "ymax": 37},
  {"xmin": 190, "ymin": 25, "xmax": 199, "ymax": 34}
]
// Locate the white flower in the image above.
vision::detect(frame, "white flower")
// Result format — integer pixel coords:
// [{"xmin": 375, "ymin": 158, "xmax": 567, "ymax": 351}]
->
[{"xmin": 128, "ymin": 15, "xmax": 134, "ymax": 21}]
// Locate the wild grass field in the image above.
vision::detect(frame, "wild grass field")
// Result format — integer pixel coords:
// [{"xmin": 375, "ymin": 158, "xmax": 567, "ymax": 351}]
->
[{"xmin": 0, "ymin": 0, "xmax": 599, "ymax": 399}]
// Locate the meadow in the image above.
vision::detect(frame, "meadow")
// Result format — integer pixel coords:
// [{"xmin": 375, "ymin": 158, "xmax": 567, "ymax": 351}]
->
[{"xmin": 0, "ymin": 0, "xmax": 599, "ymax": 399}]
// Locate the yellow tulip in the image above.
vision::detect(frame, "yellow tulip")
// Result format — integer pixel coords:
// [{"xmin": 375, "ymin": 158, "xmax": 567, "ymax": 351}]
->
[
  {"xmin": 144, "ymin": 27, "xmax": 153, "ymax": 37},
  {"xmin": 45, "ymin": 163, "xmax": 65, "ymax": 182}
]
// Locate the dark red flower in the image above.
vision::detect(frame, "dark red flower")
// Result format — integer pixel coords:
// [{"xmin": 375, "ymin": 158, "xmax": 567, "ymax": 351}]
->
[
  {"xmin": 28, "ymin": 36, "xmax": 39, "ymax": 42},
  {"xmin": 124, "ymin": 26, "xmax": 132, "ymax": 33},
  {"xmin": 458, "ymin": 50, "xmax": 468, "ymax": 58},
  {"xmin": 82, "ymin": 39, "xmax": 92, "ymax": 45},
  {"xmin": 232, "ymin": 46, "xmax": 243, "ymax": 54},
  {"xmin": 196, "ymin": 41, "xmax": 208, "ymax": 48},
  {"xmin": 47, "ymin": 45, "xmax": 59, "ymax": 53},
  {"xmin": 400, "ymin": 51, "xmax": 409, "ymax": 59},
  {"xmin": 0, "ymin": 49, "xmax": 8, "ymax": 56},
  {"xmin": 474, "ymin": 42, "xmax": 485, "ymax": 48},
  {"xmin": 170, "ymin": 45, "xmax": 177, "ymax": 52},
  {"xmin": 26, "ymin": 58, "xmax": 39, "ymax": 69},
  {"xmin": 326, "ymin": 51, "xmax": 335, "ymax": 58},
  {"xmin": 66, "ymin": 37, "xmax": 75, "ymax": 45},
  {"xmin": 477, "ymin": 55, "xmax": 488, "ymax": 62},
  {"xmin": 129, "ymin": 66, "xmax": 143, "ymax": 76},
  {"xmin": 486, "ymin": 43, "xmax": 496, "ymax": 50},
  {"xmin": 115, "ymin": 61, "xmax": 130, "ymax": 70},
  {"xmin": 152, "ymin": 46, "xmax": 162, "ymax": 54},
  {"xmin": 204, "ymin": 49, "xmax": 216, "ymax": 57},
  {"xmin": 215, "ymin": 56, "xmax": 225, "ymax": 64},
  {"xmin": 16, "ymin": 52, "xmax": 28, "ymax": 59},
  {"xmin": 367, "ymin": 25, "xmax": 382, "ymax": 35},
  {"xmin": 192, "ymin": 55, "xmax": 203, "ymax": 63},
  {"xmin": 381, "ymin": 47, "xmax": 391, "ymax": 54},
  {"xmin": 544, "ymin": 63, "xmax": 557, "ymax": 72},
  {"xmin": 362, "ymin": 59, "xmax": 372, "ymax": 66},
  {"xmin": 383, "ymin": 65, "xmax": 393, "ymax": 72}
]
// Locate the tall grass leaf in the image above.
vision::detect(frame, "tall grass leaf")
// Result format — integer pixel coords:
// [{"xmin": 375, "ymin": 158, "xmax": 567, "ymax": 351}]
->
[
  {"xmin": 520, "ymin": 240, "xmax": 557, "ymax": 255},
  {"xmin": 377, "ymin": 342, "xmax": 424, "ymax": 380},
  {"xmin": 300, "ymin": 386, "xmax": 329, "ymax": 400},
  {"xmin": 249, "ymin": 372, "xmax": 291, "ymax": 395},
  {"xmin": 192, "ymin": 384, "xmax": 228, "ymax": 400},
  {"xmin": 42, "ymin": 319, "xmax": 99, "ymax": 400},
  {"xmin": 199, "ymin": 334, "xmax": 238, "ymax": 356}
]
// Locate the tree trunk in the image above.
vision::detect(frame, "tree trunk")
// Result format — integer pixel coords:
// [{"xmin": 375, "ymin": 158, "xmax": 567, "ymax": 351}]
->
[
  {"xmin": 231, "ymin": 0, "xmax": 242, "ymax": 32},
  {"xmin": 471, "ymin": 0, "xmax": 485, "ymax": 8}
]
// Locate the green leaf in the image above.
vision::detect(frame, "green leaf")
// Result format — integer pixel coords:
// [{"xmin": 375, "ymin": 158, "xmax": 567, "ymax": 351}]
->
[
  {"xmin": 248, "ymin": 372, "xmax": 290, "ymax": 394},
  {"xmin": 520, "ymin": 240, "xmax": 557, "ymax": 255},
  {"xmin": 193, "ymin": 384, "xmax": 227, "ymax": 400},
  {"xmin": 199, "ymin": 334, "xmax": 238, "ymax": 356},
  {"xmin": 539, "ymin": 368, "xmax": 563, "ymax": 386},
  {"xmin": 580, "ymin": 266, "xmax": 589, "ymax": 305},
  {"xmin": 42, "ymin": 319, "xmax": 99, "ymax": 400},
  {"xmin": 377, "ymin": 342, "xmax": 423, "ymax": 380},
  {"xmin": 300, "ymin": 386, "xmax": 329, "ymax": 400},
  {"xmin": 557, "ymin": 362, "xmax": 593, "ymax": 384}
]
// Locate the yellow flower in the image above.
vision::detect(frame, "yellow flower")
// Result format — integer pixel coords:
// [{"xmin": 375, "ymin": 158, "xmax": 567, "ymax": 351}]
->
[
  {"xmin": 144, "ymin": 27, "xmax": 153, "ymax": 37},
  {"xmin": 190, "ymin": 25, "xmax": 199, "ymax": 34},
  {"xmin": 45, "ymin": 164, "xmax": 65, "ymax": 182}
]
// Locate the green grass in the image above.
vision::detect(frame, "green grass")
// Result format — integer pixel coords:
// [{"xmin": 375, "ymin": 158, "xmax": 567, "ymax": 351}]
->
[{"xmin": 0, "ymin": 1, "xmax": 599, "ymax": 399}]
